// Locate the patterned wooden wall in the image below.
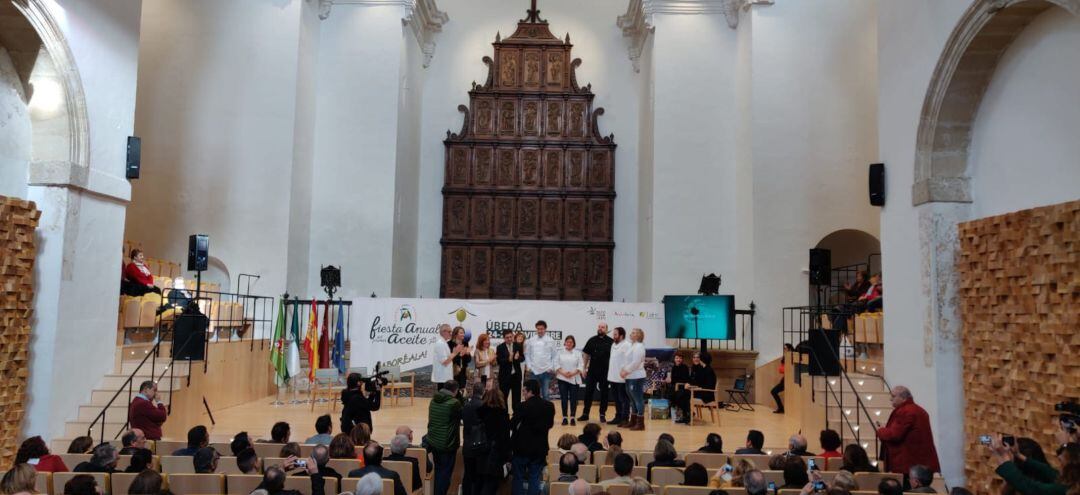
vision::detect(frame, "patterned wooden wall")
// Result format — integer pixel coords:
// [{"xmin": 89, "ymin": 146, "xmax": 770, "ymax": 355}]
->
[
  {"xmin": 0, "ymin": 196, "xmax": 40, "ymax": 466},
  {"xmin": 958, "ymin": 200, "xmax": 1079, "ymax": 493}
]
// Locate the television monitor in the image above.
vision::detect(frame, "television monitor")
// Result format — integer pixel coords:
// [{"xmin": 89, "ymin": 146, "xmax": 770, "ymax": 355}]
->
[{"xmin": 663, "ymin": 295, "xmax": 735, "ymax": 340}]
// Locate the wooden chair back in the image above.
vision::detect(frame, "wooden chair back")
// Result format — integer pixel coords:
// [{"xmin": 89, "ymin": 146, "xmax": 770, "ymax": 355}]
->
[
  {"xmin": 160, "ymin": 455, "xmax": 196, "ymax": 474},
  {"xmin": 683, "ymin": 453, "xmax": 728, "ymax": 469},
  {"xmin": 110, "ymin": 472, "xmax": 140, "ymax": 495},
  {"xmin": 224, "ymin": 474, "xmax": 262, "ymax": 495},
  {"xmin": 853, "ymin": 472, "xmax": 901, "ymax": 490},
  {"xmin": 53, "ymin": 472, "xmax": 108, "ymax": 495},
  {"xmin": 384, "ymin": 460, "xmax": 417, "ymax": 494},
  {"xmin": 650, "ymin": 467, "xmax": 685, "ymax": 487},
  {"xmin": 165, "ymin": 473, "xmax": 225, "ymax": 495}
]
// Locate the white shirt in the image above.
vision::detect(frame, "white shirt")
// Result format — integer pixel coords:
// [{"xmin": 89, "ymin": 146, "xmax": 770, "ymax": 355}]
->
[
  {"xmin": 473, "ymin": 347, "xmax": 495, "ymax": 377},
  {"xmin": 555, "ymin": 349, "xmax": 585, "ymax": 385},
  {"xmin": 431, "ymin": 338, "xmax": 453, "ymax": 382},
  {"xmin": 622, "ymin": 342, "xmax": 646, "ymax": 380},
  {"xmin": 607, "ymin": 340, "xmax": 629, "ymax": 383},
  {"xmin": 525, "ymin": 333, "xmax": 557, "ymax": 374}
]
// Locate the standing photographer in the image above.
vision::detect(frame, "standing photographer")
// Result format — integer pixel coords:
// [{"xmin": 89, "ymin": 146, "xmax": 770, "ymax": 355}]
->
[
  {"xmin": 341, "ymin": 372, "xmax": 382, "ymax": 435},
  {"xmin": 989, "ymin": 429, "xmax": 1079, "ymax": 495}
]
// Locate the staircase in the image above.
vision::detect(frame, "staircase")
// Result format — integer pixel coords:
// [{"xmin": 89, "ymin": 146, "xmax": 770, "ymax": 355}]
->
[{"xmin": 52, "ymin": 341, "xmax": 194, "ymax": 451}]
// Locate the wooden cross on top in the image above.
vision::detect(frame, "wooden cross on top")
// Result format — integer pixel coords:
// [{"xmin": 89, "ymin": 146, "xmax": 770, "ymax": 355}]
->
[{"xmin": 524, "ymin": 0, "xmax": 546, "ymax": 23}]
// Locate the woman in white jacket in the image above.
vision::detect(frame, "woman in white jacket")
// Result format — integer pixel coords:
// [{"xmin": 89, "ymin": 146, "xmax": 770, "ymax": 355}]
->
[
  {"xmin": 555, "ymin": 335, "xmax": 585, "ymax": 425},
  {"xmin": 620, "ymin": 328, "xmax": 647, "ymax": 431}
]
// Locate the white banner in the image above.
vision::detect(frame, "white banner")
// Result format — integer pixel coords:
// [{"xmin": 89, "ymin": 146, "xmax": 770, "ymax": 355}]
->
[{"xmin": 348, "ymin": 298, "xmax": 670, "ymax": 374}]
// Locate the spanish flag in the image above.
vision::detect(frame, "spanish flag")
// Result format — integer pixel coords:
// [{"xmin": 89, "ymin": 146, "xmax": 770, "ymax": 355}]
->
[{"xmin": 303, "ymin": 299, "xmax": 319, "ymax": 379}]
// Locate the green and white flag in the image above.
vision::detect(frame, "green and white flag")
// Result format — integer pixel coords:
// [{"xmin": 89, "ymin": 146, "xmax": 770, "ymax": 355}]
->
[{"xmin": 270, "ymin": 298, "xmax": 289, "ymax": 385}]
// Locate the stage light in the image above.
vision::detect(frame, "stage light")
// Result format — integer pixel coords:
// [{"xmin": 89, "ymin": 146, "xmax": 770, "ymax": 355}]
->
[
  {"xmin": 875, "ymin": 411, "xmax": 881, "ymax": 416},
  {"xmin": 853, "ymin": 425, "xmax": 860, "ymax": 431},
  {"xmin": 866, "ymin": 395, "xmax": 872, "ymax": 401},
  {"xmin": 697, "ymin": 273, "xmax": 721, "ymax": 295},
  {"xmin": 858, "ymin": 380, "xmax": 864, "ymax": 386},
  {"xmin": 844, "ymin": 410, "xmax": 851, "ymax": 416},
  {"xmin": 862, "ymin": 443, "xmax": 868, "ymax": 449},
  {"xmin": 829, "ymin": 380, "xmax": 836, "ymax": 386}
]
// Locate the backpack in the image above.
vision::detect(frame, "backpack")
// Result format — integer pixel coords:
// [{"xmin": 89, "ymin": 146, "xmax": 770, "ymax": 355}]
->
[{"xmin": 462, "ymin": 425, "xmax": 490, "ymax": 458}]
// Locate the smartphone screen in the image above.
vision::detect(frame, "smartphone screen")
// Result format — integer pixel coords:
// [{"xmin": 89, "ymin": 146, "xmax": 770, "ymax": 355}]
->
[
  {"xmin": 979, "ymin": 434, "xmax": 992, "ymax": 445},
  {"xmin": 768, "ymin": 481, "xmax": 777, "ymax": 494},
  {"xmin": 808, "ymin": 459, "xmax": 817, "ymax": 470}
]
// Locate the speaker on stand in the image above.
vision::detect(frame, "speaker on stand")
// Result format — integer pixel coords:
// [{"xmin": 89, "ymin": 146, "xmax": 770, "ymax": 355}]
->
[{"xmin": 174, "ymin": 234, "xmax": 209, "ymax": 361}]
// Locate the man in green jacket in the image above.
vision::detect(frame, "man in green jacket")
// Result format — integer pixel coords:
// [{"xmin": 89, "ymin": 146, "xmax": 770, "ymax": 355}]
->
[
  {"xmin": 989, "ymin": 433, "xmax": 1075, "ymax": 495},
  {"xmin": 427, "ymin": 380, "xmax": 463, "ymax": 495}
]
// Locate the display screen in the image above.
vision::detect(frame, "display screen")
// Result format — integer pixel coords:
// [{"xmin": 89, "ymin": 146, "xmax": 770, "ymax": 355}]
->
[{"xmin": 663, "ymin": 295, "xmax": 735, "ymax": 339}]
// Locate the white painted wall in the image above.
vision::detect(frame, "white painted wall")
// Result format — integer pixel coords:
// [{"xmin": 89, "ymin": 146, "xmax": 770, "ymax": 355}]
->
[
  {"xmin": 391, "ymin": 24, "xmax": 425, "ymax": 297},
  {"xmin": 748, "ymin": 0, "xmax": 880, "ymax": 361},
  {"xmin": 0, "ymin": 47, "xmax": 30, "ymax": 199},
  {"xmin": 127, "ymin": 0, "xmax": 304, "ymax": 301},
  {"xmin": 286, "ymin": 0, "xmax": 321, "ymax": 296},
  {"xmin": 968, "ymin": 7, "xmax": 1080, "ymax": 219},
  {"xmin": 25, "ymin": 0, "xmax": 141, "ymax": 440},
  {"xmin": 416, "ymin": 0, "xmax": 642, "ymax": 300}
]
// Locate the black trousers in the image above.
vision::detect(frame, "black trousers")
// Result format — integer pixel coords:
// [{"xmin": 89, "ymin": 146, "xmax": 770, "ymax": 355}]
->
[
  {"xmin": 580, "ymin": 372, "xmax": 609, "ymax": 416},
  {"xmin": 771, "ymin": 380, "xmax": 784, "ymax": 411},
  {"xmin": 500, "ymin": 378, "xmax": 522, "ymax": 413},
  {"xmin": 672, "ymin": 389, "xmax": 691, "ymax": 416},
  {"xmin": 610, "ymin": 382, "xmax": 628, "ymax": 421},
  {"xmin": 462, "ymin": 455, "xmax": 479, "ymax": 495}
]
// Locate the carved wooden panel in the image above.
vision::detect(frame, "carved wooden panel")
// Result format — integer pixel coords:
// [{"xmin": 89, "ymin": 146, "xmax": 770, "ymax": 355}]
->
[{"xmin": 441, "ymin": 5, "xmax": 616, "ymax": 300}]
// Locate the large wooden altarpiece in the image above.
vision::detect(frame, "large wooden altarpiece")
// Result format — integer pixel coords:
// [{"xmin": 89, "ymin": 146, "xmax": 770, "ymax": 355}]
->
[{"xmin": 440, "ymin": 4, "xmax": 616, "ymax": 301}]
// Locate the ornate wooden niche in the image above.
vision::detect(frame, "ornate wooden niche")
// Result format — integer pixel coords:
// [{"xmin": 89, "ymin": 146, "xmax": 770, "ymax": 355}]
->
[{"xmin": 440, "ymin": 4, "xmax": 616, "ymax": 301}]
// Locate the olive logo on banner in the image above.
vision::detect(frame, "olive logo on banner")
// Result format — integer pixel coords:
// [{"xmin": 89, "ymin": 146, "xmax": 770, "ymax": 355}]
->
[{"xmin": 448, "ymin": 307, "xmax": 477, "ymax": 343}]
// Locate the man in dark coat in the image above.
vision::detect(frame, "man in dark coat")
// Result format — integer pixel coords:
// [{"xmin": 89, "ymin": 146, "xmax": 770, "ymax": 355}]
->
[
  {"xmin": 510, "ymin": 379, "xmax": 555, "ymax": 495},
  {"xmin": 876, "ymin": 386, "xmax": 941, "ymax": 481},
  {"xmin": 496, "ymin": 329, "xmax": 524, "ymax": 412},
  {"xmin": 341, "ymin": 373, "xmax": 382, "ymax": 434},
  {"xmin": 347, "ymin": 442, "xmax": 407, "ymax": 495},
  {"xmin": 578, "ymin": 322, "xmax": 613, "ymax": 422}
]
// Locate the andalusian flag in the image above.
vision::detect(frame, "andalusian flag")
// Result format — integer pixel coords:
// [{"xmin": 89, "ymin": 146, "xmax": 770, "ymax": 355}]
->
[
  {"xmin": 286, "ymin": 298, "xmax": 301, "ymax": 379},
  {"xmin": 332, "ymin": 301, "xmax": 346, "ymax": 373},
  {"xmin": 270, "ymin": 298, "xmax": 289, "ymax": 385},
  {"xmin": 303, "ymin": 299, "xmax": 319, "ymax": 379},
  {"xmin": 318, "ymin": 300, "xmax": 331, "ymax": 368}
]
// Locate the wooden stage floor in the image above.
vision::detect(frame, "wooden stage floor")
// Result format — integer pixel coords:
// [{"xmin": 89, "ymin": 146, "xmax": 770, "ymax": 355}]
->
[{"xmin": 202, "ymin": 395, "xmax": 799, "ymax": 453}]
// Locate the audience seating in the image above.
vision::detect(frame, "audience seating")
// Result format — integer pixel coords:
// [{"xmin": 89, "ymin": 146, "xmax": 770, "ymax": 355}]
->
[
  {"xmin": 224, "ymin": 474, "xmax": 262, "ymax": 495},
  {"xmin": 730, "ymin": 454, "xmax": 773, "ymax": 468},
  {"xmin": 825, "ymin": 457, "xmax": 843, "ymax": 471},
  {"xmin": 406, "ymin": 447, "xmax": 430, "ymax": 480},
  {"xmin": 282, "ymin": 474, "xmax": 338, "ymax": 495},
  {"xmin": 326, "ymin": 458, "xmax": 361, "ymax": 474},
  {"xmin": 548, "ymin": 482, "xmax": 606, "ymax": 495},
  {"xmin": 34, "ymin": 471, "xmax": 51, "ymax": 495},
  {"xmin": 156, "ymin": 440, "xmax": 185, "ymax": 454},
  {"xmin": 58, "ymin": 453, "xmax": 91, "ymax": 469},
  {"xmin": 384, "ymin": 459, "xmax": 419, "ymax": 494},
  {"xmin": 853, "ymin": 472, "xmax": 901, "ymax": 490},
  {"xmin": 253, "ymin": 443, "xmax": 287, "ymax": 459},
  {"xmin": 341, "ymin": 478, "xmax": 395, "ymax": 495},
  {"xmin": 663, "ymin": 487, "xmax": 744, "ymax": 495},
  {"xmin": 165, "ymin": 473, "xmax": 225, "ymax": 494},
  {"xmin": 598, "ymin": 465, "xmax": 646, "ymax": 480},
  {"xmin": 650, "ymin": 467, "xmax": 685, "ymax": 487},
  {"xmin": 683, "ymin": 453, "xmax": 727, "ymax": 469},
  {"xmin": 547, "ymin": 463, "xmax": 598, "ymax": 483},
  {"xmin": 109, "ymin": 472, "xmax": 139, "ymax": 495},
  {"xmin": 161, "ymin": 455, "xmax": 199, "ymax": 474}
]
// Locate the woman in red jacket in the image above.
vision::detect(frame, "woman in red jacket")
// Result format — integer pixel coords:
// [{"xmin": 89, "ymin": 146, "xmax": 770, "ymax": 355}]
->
[
  {"xmin": 15, "ymin": 436, "xmax": 68, "ymax": 473},
  {"xmin": 121, "ymin": 249, "xmax": 162, "ymax": 297}
]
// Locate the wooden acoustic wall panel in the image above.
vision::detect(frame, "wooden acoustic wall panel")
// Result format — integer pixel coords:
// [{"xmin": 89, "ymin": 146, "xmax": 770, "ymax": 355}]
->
[
  {"xmin": 440, "ymin": 5, "xmax": 616, "ymax": 300},
  {"xmin": 0, "ymin": 196, "xmax": 40, "ymax": 466},
  {"xmin": 957, "ymin": 200, "xmax": 1079, "ymax": 494}
]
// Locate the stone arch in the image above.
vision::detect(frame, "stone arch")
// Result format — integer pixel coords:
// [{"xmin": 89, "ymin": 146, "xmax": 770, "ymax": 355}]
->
[
  {"xmin": 814, "ymin": 229, "xmax": 881, "ymax": 271},
  {"xmin": 912, "ymin": 0, "xmax": 1080, "ymax": 205}
]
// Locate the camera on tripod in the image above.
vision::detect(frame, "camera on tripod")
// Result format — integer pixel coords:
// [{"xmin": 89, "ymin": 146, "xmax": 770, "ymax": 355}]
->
[
  {"xmin": 1056, "ymin": 400, "xmax": 1079, "ymax": 433},
  {"xmin": 358, "ymin": 361, "xmax": 391, "ymax": 390}
]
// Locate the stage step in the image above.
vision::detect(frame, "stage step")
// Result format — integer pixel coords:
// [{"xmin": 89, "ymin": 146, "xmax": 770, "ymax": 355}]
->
[
  {"xmin": 118, "ymin": 358, "xmax": 191, "ymax": 376},
  {"xmin": 65, "ymin": 420, "xmax": 129, "ymax": 440},
  {"xmin": 813, "ymin": 375, "xmax": 886, "ymax": 393},
  {"xmin": 77, "ymin": 404, "xmax": 130, "ymax": 423},
  {"xmin": 827, "ymin": 405, "xmax": 892, "ymax": 422},
  {"xmin": 100, "ymin": 374, "xmax": 184, "ymax": 391}
]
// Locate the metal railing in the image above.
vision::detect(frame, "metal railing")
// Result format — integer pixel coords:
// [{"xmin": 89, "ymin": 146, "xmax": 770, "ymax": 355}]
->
[
  {"xmin": 672, "ymin": 303, "xmax": 756, "ymax": 351},
  {"xmin": 812, "ymin": 253, "xmax": 881, "ymax": 307}
]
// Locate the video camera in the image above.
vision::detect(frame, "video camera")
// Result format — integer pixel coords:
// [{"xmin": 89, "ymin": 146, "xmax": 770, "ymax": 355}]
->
[
  {"xmin": 358, "ymin": 361, "xmax": 391, "ymax": 389},
  {"xmin": 1056, "ymin": 400, "xmax": 1079, "ymax": 433}
]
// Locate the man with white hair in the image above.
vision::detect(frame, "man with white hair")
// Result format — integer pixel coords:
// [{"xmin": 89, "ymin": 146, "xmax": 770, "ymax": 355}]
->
[
  {"xmin": 876, "ymin": 385, "xmax": 940, "ymax": 484},
  {"xmin": 355, "ymin": 473, "xmax": 383, "ymax": 495},
  {"xmin": 570, "ymin": 443, "xmax": 589, "ymax": 464},
  {"xmin": 568, "ymin": 479, "xmax": 590, "ymax": 495},
  {"xmin": 432, "ymin": 324, "xmax": 455, "ymax": 391},
  {"xmin": 385, "ymin": 434, "xmax": 422, "ymax": 492},
  {"xmin": 785, "ymin": 434, "xmax": 809, "ymax": 456}
]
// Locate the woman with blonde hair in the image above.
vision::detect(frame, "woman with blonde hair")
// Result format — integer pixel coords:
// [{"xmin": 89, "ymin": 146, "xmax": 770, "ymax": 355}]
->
[
  {"xmin": 829, "ymin": 470, "xmax": 858, "ymax": 492},
  {"xmin": 1, "ymin": 464, "xmax": 37, "ymax": 495},
  {"xmin": 710, "ymin": 458, "xmax": 756, "ymax": 488},
  {"xmin": 473, "ymin": 333, "xmax": 496, "ymax": 387},
  {"xmin": 628, "ymin": 477, "xmax": 653, "ymax": 495},
  {"xmin": 557, "ymin": 433, "xmax": 578, "ymax": 452},
  {"xmin": 620, "ymin": 328, "xmax": 647, "ymax": 431}
]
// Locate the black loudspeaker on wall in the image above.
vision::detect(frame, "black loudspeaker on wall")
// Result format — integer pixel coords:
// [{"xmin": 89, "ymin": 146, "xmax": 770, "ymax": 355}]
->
[
  {"xmin": 126, "ymin": 136, "xmax": 141, "ymax": 179},
  {"xmin": 188, "ymin": 234, "xmax": 209, "ymax": 272},
  {"xmin": 808, "ymin": 327, "xmax": 841, "ymax": 376},
  {"xmin": 809, "ymin": 248, "xmax": 832, "ymax": 286},
  {"xmin": 869, "ymin": 162, "xmax": 885, "ymax": 206},
  {"xmin": 172, "ymin": 313, "xmax": 207, "ymax": 360}
]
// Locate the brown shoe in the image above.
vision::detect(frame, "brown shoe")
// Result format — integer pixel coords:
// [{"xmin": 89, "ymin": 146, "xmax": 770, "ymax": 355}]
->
[
  {"xmin": 617, "ymin": 416, "xmax": 632, "ymax": 428},
  {"xmin": 630, "ymin": 414, "xmax": 645, "ymax": 431}
]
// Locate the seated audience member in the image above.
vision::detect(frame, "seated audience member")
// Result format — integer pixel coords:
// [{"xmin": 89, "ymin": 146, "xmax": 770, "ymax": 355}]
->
[
  {"xmin": 558, "ymin": 433, "xmax": 578, "ymax": 452},
  {"xmin": 908, "ymin": 464, "xmax": 936, "ymax": 493},
  {"xmin": 237, "ymin": 448, "xmax": 260, "ymax": 475},
  {"xmin": 73, "ymin": 443, "xmax": 119, "ymax": 473},
  {"xmin": 696, "ymin": 433, "xmax": 723, "ymax": 454},
  {"xmin": 127, "ymin": 470, "xmax": 167, "ymax": 495},
  {"xmin": 658, "ymin": 433, "xmax": 675, "ymax": 446},
  {"xmin": 301, "ymin": 445, "xmax": 342, "ymax": 481},
  {"xmin": 558, "ymin": 452, "xmax": 580, "ymax": 482},
  {"xmin": 67, "ymin": 436, "xmax": 94, "ymax": 455},
  {"xmin": 990, "ymin": 433, "xmax": 1077, "ymax": 495},
  {"xmin": 62, "ymin": 474, "xmax": 100, "ymax": 495},
  {"xmin": 840, "ymin": 444, "xmax": 878, "ymax": 474},
  {"xmin": 818, "ymin": 430, "xmax": 842, "ymax": 459},
  {"xmin": 173, "ymin": 425, "xmax": 209, "ymax": 456},
  {"xmin": 157, "ymin": 277, "xmax": 193, "ymax": 316},
  {"xmin": 306, "ymin": 415, "xmax": 334, "ymax": 445},
  {"xmin": 329, "ymin": 434, "xmax": 358, "ymax": 461},
  {"xmin": 683, "ymin": 463, "xmax": 709, "ymax": 487},
  {"xmin": 570, "ymin": 443, "xmax": 589, "ymax": 465},
  {"xmin": 842, "ymin": 270, "xmax": 871, "ymax": 303},
  {"xmin": 646, "ymin": 439, "xmax": 684, "ymax": 482},
  {"xmin": 865, "ymin": 274, "xmax": 883, "ymax": 312},
  {"xmin": 786, "ymin": 434, "xmax": 810, "ymax": 457},
  {"xmin": 781, "ymin": 456, "xmax": 809, "ymax": 489},
  {"xmin": 628, "ymin": 477, "xmax": 653, "ymax": 495},
  {"xmin": 231, "ymin": 432, "xmax": 253, "ymax": 456},
  {"xmin": 193, "ymin": 447, "xmax": 220, "ymax": 474},
  {"xmin": 256, "ymin": 463, "xmax": 324, "ymax": 495},
  {"xmin": 599, "ymin": 453, "xmax": 635, "ymax": 488},
  {"xmin": 270, "ymin": 422, "xmax": 292, "ymax": 444},
  {"xmin": 355, "ymin": 472, "xmax": 384, "ymax": 495},
  {"xmin": 579, "ymin": 423, "xmax": 604, "ymax": 452},
  {"xmin": 606, "ymin": 431, "xmax": 623, "ymax": 450},
  {"xmin": 734, "ymin": 430, "xmax": 766, "ymax": 455},
  {"xmin": 824, "ymin": 488, "xmax": 850, "ymax": 495},
  {"xmin": 767, "ymin": 455, "xmax": 786, "ymax": 471},
  {"xmin": 710, "ymin": 459, "xmax": 755, "ymax": 488},
  {"xmin": 743, "ymin": 470, "xmax": 768, "ymax": 495},
  {"xmin": 121, "ymin": 249, "xmax": 162, "ymax": 297},
  {"xmin": 877, "ymin": 478, "xmax": 903, "ymax": 495},
  {"xmin": 15, "ymin": 435, "xmax": 68, "ymax": 472},
  {"xmin": 606, "ymin": 445, "xmax": 625, "ymax": 463},
  {"xmin": 829, "ymin": 471, "xmax": 858, "ymax": 492},
  {"xmin": 350, "ymin": 423, "xmax": 372, "ymax": 451},
  {"xmin": 129, "ymin": 381, "xmax": 167, "ymax": 441},
  {"xmin": 346, "ymin": 442, "xmax": 407, "ymax": 495},
  {"xmin": 386, "ymin": 434, "xmax": 422, "ymax": 492},
  {"xmin": 2, "ymin": 463, "xmax": 37, "ymax": 495},
  {"xmin": 279, "ymin": 442, "xmax": 301, "ymax": 458},
  {"xmin": 120, "ymin": 429, "xmax": 147, "ymax": 455},
  {"xmin": 124, "ymin": 448, "xmax": 154, "ymax": 473},
  {"xmin": 395, "ymin": 425, "xmax": 418, "ymax": 447},
  {"xmin": 568, "ymin": 479, "xmax": 590, "ymax": 495}
]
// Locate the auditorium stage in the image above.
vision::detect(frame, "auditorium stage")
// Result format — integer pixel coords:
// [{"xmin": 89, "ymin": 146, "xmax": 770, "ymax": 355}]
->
[{"xmin": 201, "ymin": 395, "xmax": 799, "ymax": 452}]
